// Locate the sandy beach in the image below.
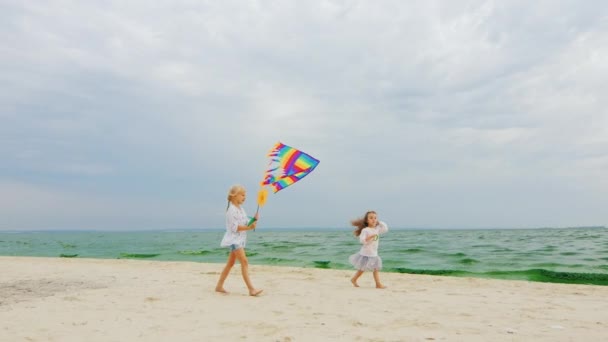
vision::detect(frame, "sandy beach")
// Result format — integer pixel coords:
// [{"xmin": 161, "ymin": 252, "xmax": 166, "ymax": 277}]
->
[{"xmin": 1, "ymin": 257, "xmax": 606, "ymax": 341}]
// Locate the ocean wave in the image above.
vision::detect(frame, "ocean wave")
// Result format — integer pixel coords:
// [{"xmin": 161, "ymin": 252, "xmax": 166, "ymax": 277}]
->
[
  {"xmin": 178, "ymin": 250, "xmax": 212, "ymax": 256},
  {"xmin": 119, "ymin": 253, "xmax": 160, "ymax": 259},
  {"xmin": 531, "ymin": 262, "xmax": 566, "ymax": 268},
  {"xmin": 396, "ymin": 248, "xmax": 424, "ymax": 253},
  {"xmin": 313, "ymin": 260, "xmax": 331, "ymax": 268},
  {"xmin": 257, "ymin": 257, "xmax": 299, "ymax": 264},
  {"xmin": 59, "ymin": 254, "xmax": 78, "ymax": 258},
  {"xmin": 524, "ymin": 269, "xmax": 608, "ymax": 285},
  {"xmin": 385, "ymin": 268, "xmax": 608, "ymax": 286},
  {"xmin": 260, "ymin": 241, "xmax": 320, "ymax": 249},
  {"xmin": 490, "ymin": 248, "xmax": 514, "ymax": 252},
  {"xmin": 269, "ymin": 245, "xmax": 294, "ymax": 251},
  {"xmin": 388, "ymin": 268, "xmax": 465, "ymax": 276},
  {"xmin": 458, "ymin": 258, "xmax": 479, "ymax": 265}
]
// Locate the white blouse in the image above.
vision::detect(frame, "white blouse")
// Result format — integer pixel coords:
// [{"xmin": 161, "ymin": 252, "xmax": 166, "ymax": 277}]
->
[
  {"xmin": 357, "ymin": 221, "xmax": 389, "ymax": 257},
  {"xmin": 220, "ymin": 203, "xmax": 249, "ymax": 248}
]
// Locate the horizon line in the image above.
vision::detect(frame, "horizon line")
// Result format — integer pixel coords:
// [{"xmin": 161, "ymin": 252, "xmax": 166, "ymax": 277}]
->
[{"xmin": 1, "ymin": 225, "xmax": 605, "ymax": 233}]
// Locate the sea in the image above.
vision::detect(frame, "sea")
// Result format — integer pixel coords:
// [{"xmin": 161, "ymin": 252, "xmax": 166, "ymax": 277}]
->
[{"xmin": 1, "ymin": 227, "xmax": 607, "ymax": 286}]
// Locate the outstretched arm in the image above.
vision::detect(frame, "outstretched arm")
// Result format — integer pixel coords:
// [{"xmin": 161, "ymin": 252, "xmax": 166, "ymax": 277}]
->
[{"xmin": 377, "ymin": 221, "xmax": 389, "ymax": 234}]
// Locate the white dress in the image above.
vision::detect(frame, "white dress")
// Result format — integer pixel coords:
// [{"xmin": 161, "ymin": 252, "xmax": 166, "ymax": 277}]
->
[
  {"xmin": 349, "ymin": 221, "xmax": 389, "ymax": 271},
  {"xmin": 220, "ymin": 203, "xmax": 249, "ymax": 249}
]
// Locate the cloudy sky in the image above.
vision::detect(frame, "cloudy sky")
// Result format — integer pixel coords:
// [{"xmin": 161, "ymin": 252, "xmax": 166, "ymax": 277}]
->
[{"xmin": 2, "ymin": 1, "xmax": 607, "ymax": 230}]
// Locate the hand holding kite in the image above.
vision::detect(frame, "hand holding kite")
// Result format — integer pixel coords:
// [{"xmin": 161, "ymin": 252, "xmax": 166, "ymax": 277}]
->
[{"xmin": 249, "ymin": 189, "xmax": 267, "ymax": 230}]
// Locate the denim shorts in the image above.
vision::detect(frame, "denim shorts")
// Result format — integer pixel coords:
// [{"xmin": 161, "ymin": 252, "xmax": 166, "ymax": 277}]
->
[{"xmin": 230, "ymin": 244, "xmax": 244, "ymax": 252}]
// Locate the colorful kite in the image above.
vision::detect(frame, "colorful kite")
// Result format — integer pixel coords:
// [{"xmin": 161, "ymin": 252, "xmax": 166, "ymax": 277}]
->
[
  {"xmin": 261, "ymin": 142, "xmax": 320, "ymax": 193},
  {"xmin": 248, "ymin": 142, "xmax": 319, "ymax": 230},
  {"xmin": 253, "ymin": 142, "xmax": 320, "ymax": 219}
]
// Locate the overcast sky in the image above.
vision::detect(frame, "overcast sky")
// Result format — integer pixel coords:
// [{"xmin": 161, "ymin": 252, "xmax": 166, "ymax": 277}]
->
[{"xmin": 1, "ymin": 1, "xmax": 607, "ymax": 230}]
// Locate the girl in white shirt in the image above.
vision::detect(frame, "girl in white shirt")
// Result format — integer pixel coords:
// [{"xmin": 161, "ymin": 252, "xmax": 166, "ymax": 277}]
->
[
  {"xmin": 348, "ymin": 210, "xmax": 389, "ymax": 288},
  {"xmin": 215, "ymin": 184, "xmax": 263, "ymax": 296}
]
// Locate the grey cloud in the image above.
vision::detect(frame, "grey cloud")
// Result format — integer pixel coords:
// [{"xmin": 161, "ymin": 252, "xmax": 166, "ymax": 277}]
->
[{"xmin": 1, "ymin": 1, "xmax": 607, "ymax": 230}]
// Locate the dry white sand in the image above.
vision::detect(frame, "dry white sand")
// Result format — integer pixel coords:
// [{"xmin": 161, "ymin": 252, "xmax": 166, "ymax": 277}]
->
[{"xmin": 1, "ymin": 256, "xmax": 607, "ymax": 341}]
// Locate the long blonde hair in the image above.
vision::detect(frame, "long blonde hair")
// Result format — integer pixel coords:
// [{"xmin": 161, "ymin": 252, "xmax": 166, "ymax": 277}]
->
[{"xmin": 226, "ymin": 184, "xmax": 245, "ymax": 210}]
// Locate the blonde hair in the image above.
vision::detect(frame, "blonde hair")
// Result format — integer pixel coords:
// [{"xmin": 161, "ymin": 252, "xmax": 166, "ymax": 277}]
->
[{"xmin": 226, "ymin": 184, "xmax": 246, "ymax": 210}]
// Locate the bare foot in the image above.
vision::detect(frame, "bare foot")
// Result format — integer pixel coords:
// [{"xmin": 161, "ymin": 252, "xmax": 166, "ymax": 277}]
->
[
  {"xmin": 376, "ymin": 284, "xmax": 387, "ymax": 289},
  {"xmin": 215, "ymin": 287, "xmax": 228, "ymax": 294},
  {"xmin": 351, "ymin": 278, "xmax": 360, "ymax": 287},
  {"xmin": 249, "ymin": 289, "xmax": 263, "ymax": 296}
]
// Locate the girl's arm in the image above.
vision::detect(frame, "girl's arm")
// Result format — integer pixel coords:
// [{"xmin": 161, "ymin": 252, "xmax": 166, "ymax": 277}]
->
[
  {"xmin": 377, "ymin": 221, "xmax": 389, "ymax": 234},
  {"xmin": 359, "ymin": 230, "xmax": 368, "ymax": 244},
  {"xmin": 238, "ymin": 212, "xmax": 259, "ymax": 231},
  {"xmin": 226, "ymin": 207, "xmax": 239, "ymax": 233},
  {"xmin": 227, "ymin": 207, "xmax": 257, "ymax": 232},
  {"xmin": 236, "ymin": 222, "xmax": 256, "ymax": 232},
  {"xmin": 359, "ymin": 230, "xmax": 377, "ymax": 243}
]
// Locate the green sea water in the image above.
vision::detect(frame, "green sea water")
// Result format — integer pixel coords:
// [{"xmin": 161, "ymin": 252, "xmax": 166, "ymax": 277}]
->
[{"xmin": 1, "ymin": 227, "xmax": 607, "ymax": 286}]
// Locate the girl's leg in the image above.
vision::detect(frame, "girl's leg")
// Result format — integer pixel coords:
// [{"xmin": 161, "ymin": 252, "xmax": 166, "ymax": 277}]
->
[
  {"xmin": 215, "ymin": 250, "xmax": 237, "ymax": 293},
  {"xmin": 233, "ymin": 248, "xmax": 263, "ymax": 296},
  {"xmin": 373, "ymin": 269, "xmax": 386, "ymax": 289},
  {"xmin": 351, "ymin": 270, "xmax": 364, "ymax": 287}
]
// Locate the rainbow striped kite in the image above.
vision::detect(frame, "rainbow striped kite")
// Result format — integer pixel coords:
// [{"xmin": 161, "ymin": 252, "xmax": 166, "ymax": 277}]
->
[{"xmin": 261, "ymin": 142, "xmax": 320, "ymax": 193}]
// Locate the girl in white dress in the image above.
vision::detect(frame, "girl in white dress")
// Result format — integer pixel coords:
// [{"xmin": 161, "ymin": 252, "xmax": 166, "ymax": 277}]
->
[
  {"xmin": 215, "ymin": 184, "xmax": 263, "ymax": 296},
  {"xmin": 348, "ymin": 210, "xmax": 389, "ymax": 288}
]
